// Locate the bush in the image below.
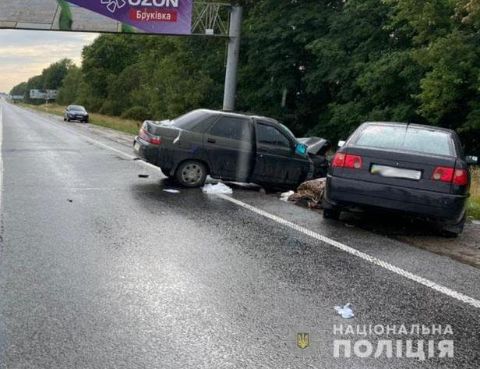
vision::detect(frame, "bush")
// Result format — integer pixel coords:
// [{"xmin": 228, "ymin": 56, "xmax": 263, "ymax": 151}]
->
[{"xmin": 121, "ymin": 106, "xmax": 151, "ymax": 121}]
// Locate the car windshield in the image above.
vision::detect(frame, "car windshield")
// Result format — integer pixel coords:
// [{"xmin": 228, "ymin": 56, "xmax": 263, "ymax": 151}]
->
[
  {"xmin": 70, "ymin": 105, "xmax": 86, "ymax": 112},
  {"xmin": 353, "ymin": 125, "xmax": 455, "ymax": 156}
]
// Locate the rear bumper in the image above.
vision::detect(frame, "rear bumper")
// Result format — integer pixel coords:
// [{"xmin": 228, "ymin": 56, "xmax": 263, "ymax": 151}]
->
[
  {"xmin": 324, "ymin": 175, "xmax": 467, "ymax": 224},
  {"xmin": 133, "ymin": 137, "xmax": 158, "ymax": 165}
]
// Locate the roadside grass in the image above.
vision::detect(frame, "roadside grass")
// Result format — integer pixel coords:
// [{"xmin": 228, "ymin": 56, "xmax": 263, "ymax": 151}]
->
[
  {"xmin": 469, "ymin": 167, "xmax": 480, "ymax": 220},
  {"xmin": 22, "ymin": 103, "xmax": 141, "ymax": 135}
]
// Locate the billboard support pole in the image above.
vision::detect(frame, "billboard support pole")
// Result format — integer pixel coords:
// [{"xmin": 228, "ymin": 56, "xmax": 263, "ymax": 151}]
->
[{"xmin": 223, "ymin": 5, "xmax": 242, "ymax": 112}]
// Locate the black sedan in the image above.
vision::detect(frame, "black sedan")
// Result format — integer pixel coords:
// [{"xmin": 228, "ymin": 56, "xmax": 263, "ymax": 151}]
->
[
  {"xmin": 134, "ymin": 109, "xmax": 330, "ymax": 190},
  {"xmin": 323, "ymin": 122, "xmax": 478, "ymax": 236},
  {"xmin": 64, "ymin": 105, "xmax": 89, "ymax": 123}
]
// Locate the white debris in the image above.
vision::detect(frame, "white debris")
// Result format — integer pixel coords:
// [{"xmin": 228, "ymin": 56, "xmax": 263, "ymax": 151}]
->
[
  {"xmin": 202, "ymin": 183, "xmax": 233, "ymax": 195},
  {"xmin": 163, "ymin": 189, "xmax": 180, "ymax": 194},
  {"xmin": 280, "ymin": 191, "xmax": 295, "ymax": 202},
  {"xmin": 334, "ymin": 303, "xmax": 355, "ymax": 319}
]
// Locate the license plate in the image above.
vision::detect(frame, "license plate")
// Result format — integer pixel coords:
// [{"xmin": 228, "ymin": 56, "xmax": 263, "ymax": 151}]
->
[
  {"xmin": 370, "ymin": 164, "xmax": 422, "ymax": 180},
  {"xmin": 134, "ymin": 142, "xmax": 141, "ymax": 152}
]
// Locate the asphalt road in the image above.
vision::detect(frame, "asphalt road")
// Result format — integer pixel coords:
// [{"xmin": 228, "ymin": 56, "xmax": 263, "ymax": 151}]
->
[{"xmin": 0, "ymin": 100, "xmax": 479, "ymax": 368}]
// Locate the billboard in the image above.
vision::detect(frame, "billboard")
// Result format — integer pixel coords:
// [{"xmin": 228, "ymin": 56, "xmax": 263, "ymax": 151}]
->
[
  {"xmin": 30, "ymin": 89, "xmax": 58, "ymax": 100},
  {"xmin": 0, "ymin": 0, "xmax": 193, "ymax": 35}
]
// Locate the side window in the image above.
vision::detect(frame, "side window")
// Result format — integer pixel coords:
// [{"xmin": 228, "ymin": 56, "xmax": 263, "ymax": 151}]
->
[
  {"xmin": 208, "ymin": 117, "xmax": 252, "ymax": 141},
  {"xmin": 190, "ymin": 115, "xmax": 218, "ymax": 133},
  {"xmin": 257, "ymin": 123, "xmax": 291, "ymax": 148}
]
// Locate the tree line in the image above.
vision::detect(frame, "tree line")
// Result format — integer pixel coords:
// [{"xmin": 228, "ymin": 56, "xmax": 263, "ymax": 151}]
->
[{"xmin": 10, "ymin": 0, "xmax": 480, "ymax": 153}]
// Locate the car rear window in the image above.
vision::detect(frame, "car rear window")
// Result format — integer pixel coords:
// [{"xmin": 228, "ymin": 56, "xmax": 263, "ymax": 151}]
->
[
  {"xmin": 172, "ymin": 110, "xmax": 210, "ymax": 130},
  {"xmin": 353, "ymin": 125, "xmax": 455, "ymax": 156}
]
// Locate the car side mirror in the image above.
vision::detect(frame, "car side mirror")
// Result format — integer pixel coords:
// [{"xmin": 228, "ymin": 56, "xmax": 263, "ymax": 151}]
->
[
  {"xmin": 295, "ymin": 143, "xmax": 308, "ymax": 156},
  {"xmin": 338, "ymin": 140, "xmax": 346, "ymax": 148},
  {"xmin": 466, "ymin": 155, "xmax": 478, "ymax": 165}
]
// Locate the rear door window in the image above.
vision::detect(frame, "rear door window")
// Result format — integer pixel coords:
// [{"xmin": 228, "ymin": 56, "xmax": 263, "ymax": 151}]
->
[
  {"xmin": 256, "ymin": 123, "xmax": 291, "ymax": 148},
  {"xmin": 208, "ymin": 116, "xmax": 252, "ymax": 141},
  {"xmin": 353, "ymin": 125, "xmax": 455, "ymax": 156}
]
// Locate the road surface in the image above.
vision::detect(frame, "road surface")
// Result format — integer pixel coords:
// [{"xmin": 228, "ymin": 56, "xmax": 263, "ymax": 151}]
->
[{"xmin": 0, "ymin": 100, "xmax": 479, "ymax": 368}]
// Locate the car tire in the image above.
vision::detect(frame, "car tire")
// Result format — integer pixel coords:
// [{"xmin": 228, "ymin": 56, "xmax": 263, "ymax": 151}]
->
[
  {"xmin": 63, "ymin": 117, "xmax": 66, "ymax": 121},
  {"xmin": 84, "ymin": 119, "xmax": 89, "ymax": 123},
  {"xmin": 323, "ymin": 207, "xmax": 341, "ymax": 220},
  {"xmin": 440, "ymin": 215, "xmax": 466, "ymax": 238},
  {"xmin": 175, "ymin": 161, "xmax": 207, "ymax": 188}
]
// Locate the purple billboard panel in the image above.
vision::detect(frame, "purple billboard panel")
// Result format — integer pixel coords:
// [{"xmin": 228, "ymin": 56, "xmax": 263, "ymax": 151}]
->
[{"xmin": 66, "ymin": 0, "xmax": 193, "ymax": 35}]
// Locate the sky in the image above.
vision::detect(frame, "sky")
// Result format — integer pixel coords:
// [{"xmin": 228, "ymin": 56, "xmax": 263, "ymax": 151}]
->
[{"xmin": 0, "ymin": 30, "xmax": 97, "ymax": 93}]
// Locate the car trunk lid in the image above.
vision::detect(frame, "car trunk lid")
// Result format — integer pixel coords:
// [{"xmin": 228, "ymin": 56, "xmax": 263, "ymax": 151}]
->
[{"xmin": 334, "ymin": 147, "xmax": 458, "ymax": 194}]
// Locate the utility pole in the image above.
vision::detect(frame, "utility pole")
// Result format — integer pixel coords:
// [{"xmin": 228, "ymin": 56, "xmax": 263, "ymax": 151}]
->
[{"xmin": 223, "ymin": 5, "xmax": 243, "ymax": 112}]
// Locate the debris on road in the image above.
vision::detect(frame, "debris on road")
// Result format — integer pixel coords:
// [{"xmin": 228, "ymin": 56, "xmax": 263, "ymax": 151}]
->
[
  {"xmin": 202, "ymin": 183, "xmax": 233, "ymax": 195},
  {"xmin": 280, "ymin": 191, "xmax": 295, "ymax": 202},
  {"xmin": 334, "ymin": 303, "xmax": 355, "ymax": 319},
  {"xmin": 138, "ymin": 174, "xmax": 150, "ymax": 179},
  {"xmin": 163, "ymin": 189, "xmax": 180, "ymax": 194},
  {"xmin": 67, "ymin": 199, "xmax": 73, "ymax": 203},
  {"xmin": 281, "ymin": 178, "xmax": 327, "ymax": 209}
]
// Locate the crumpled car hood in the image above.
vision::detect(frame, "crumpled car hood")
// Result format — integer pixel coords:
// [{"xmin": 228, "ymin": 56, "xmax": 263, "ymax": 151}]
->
[{"xmin": 298, "ymin": 137, "xmax": 331, "ymax": 156}]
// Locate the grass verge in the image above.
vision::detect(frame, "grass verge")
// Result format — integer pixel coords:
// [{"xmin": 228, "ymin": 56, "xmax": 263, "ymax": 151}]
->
[
  {"xmin": 469, "ymin": 167, "xmax": 480, "ymax": 220},
  {"xmin": 21, "ymin": 103, "xmax": 141, "ymax": 135}
]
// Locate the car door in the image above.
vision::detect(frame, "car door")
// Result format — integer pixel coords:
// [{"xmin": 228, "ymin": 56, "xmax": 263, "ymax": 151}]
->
[
  {"xmin": 251, "ymin": 121, "xmax": 308, "ymax": 186},
  {"xmin": 204, "ymin": 116, "xmax": 255, "ymax": 181}
]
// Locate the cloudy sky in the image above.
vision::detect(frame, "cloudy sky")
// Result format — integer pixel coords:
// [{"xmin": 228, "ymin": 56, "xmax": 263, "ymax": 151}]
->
[{"xmin": 0, "ymin": 30, "xmax": 97, "ymax": 93}]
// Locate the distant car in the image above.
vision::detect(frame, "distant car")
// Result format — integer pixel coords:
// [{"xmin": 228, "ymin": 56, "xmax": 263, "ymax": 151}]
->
[
  {"xmin": 133, "ymin": 109, "xmax": 330, "ymax": 190},
  {"xmin": 323, "ymin": 122, "xmax": 478, "ymax": 236},
  {"xmin": 64, "ymin": 105, "xmax": 89, "ymax": 123}
]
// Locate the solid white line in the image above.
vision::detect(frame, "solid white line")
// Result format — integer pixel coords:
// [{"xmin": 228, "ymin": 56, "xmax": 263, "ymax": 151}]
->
[
  {"xmin": 15, "ymin": 102, "xmax": 480, "ymax": 309},
  {"xmin": 218, "ymin": 194, "xmax": 480, "ymax": 309}
]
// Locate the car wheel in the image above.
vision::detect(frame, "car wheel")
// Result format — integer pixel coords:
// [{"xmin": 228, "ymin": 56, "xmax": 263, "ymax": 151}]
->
[
  {"xmin": 175, "ymin": 161, "xmax": 207, "ymax": 188},
  {"xmin": 323, "ymin": 207, "xmax": 341, "ymax": 220},
  {"xmin": 440, "ymin": 215, "xmax": 466, "ymax": 238},
  {"xmin": 84, "ymin": 119, "xmax": 89, "ymax": 123},
  {"xmin": 63, "ymin": 117, "xmax": 66, "ymax": 121}
]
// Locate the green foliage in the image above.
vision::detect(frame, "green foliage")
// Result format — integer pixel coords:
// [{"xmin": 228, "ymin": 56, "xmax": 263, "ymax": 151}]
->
[
  {"xmin": 121, "ymin": 106, "xmax": 151, "ymax": 121},
  {"xmin": 9, "ymin": 0, "xmax": 480, "ymax": 154},
  {"xmin": 57, "ymin": 65, "xmax": 82, "ymax": 105}
]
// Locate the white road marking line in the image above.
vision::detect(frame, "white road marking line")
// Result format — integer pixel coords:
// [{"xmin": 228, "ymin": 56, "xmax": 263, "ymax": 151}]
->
[
  {"xmin": 14, "ymin": 102, "xmax": 480, "ymax": 308},
  {"xmin": 218, "ymin": 194, "xmax": 480, "ymax": 309}
]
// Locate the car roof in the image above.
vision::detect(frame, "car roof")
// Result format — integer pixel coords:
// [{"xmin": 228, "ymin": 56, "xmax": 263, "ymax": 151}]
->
[
  {"xmin": 197, "ymin": 109, "xmax": 279, "ymax": 124},
  {"xmin": 362, "ymin": 121, "xmax": 455, "ymax": 135}
]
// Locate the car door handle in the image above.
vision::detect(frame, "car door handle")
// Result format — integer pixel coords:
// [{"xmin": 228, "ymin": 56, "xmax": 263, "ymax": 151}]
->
[{"xmin": 207, "ymin": 138, "xmax": 216, "ymax": 144}]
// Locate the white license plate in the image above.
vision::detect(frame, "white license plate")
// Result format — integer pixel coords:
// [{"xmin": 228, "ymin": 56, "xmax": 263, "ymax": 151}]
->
[
  {"xmin": 371, "ymin": 164, "xmax": 422, "ymax": 180},
  {"xmin": 134, "ymin": 142, "xmax": 141, "ymax": 152}
]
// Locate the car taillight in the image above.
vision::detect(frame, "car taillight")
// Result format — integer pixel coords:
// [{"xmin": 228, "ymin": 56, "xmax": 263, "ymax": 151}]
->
[
  {"xmin": 432, "ymin": 167, "xmax": 454, "ymax": 182},
  {"xmin": 332, "ymin": 153, "xmax": 363, "ymax": 169},
  {"xmin": 344, "ymin": 155, "xmax": 363, "ymax": 169},
  {"xmin": 332, "ymin": 153, "xmax": 346, "ymax": 168},
  {"xmin": 432, "ymin": 167, "xmax": 468, "ymax": 186},
  {"xmin": 453, "ymin": 169, "xmax": 468, "ymax": 186},
  {"xmin": 139, "ymin": 128, "xmax": 161, "ymax": 145}
]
